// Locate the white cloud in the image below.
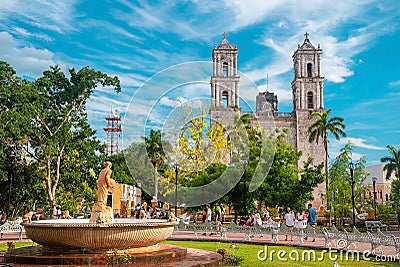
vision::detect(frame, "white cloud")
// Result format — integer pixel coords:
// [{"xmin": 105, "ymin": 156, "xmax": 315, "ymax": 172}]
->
[
  {"xmin": 159, "ymin": 96, "xmax": 182, "ymax": 107},
  {"xmin": 223, "ymin": 0, "xmax": 287, "ymax": 29},
  {"xmin": 331, "ymin": 137, "xmax": 386, "ymax": 151},
  {"xmin": 328, "ymin": 136, "xmax": 388, "ymax": 165},
  {"xmin": 389, "ymin": 80, "xmax": 400, "ymax": 88},
  {"xmin": 13, "ymin": 27, "xmax": 53, "ymax": 42},
  {"xmin": 0, "ymin": 0, "xmax": 80, "ymax": 34},
  {"xmin": 346, "ymin": 137, "xmax": 386, "ymax": 151},
  {"xmin": 233, "ymin": 1, "xmax": 397, "ymax": 85},
  {"xmin": 350, "ymin": 152, "xmax": 365, "ymax": 161},
  {"xmin": 0, "ymin": 31, "xmax": 55, "ymax": 77}
]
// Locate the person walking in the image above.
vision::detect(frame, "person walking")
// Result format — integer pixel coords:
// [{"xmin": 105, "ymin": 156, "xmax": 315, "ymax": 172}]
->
[
  {"xmin": 203, "ymin": 204, "xmax": 212, "ymax": 236},
  {"xmin": 202, "ymin": 207, "xmax": 207, "ymax": 224},
  {"xmin": 215, "ymin": 203, "xmax": 222, "ymax": 226},
  {"xmin": 306, "ymin": 203, "xmax": 317, "ymax": 242},
  {"xmin": 284, "ymin": 208, "xmax": 295, "ymax": 241}
]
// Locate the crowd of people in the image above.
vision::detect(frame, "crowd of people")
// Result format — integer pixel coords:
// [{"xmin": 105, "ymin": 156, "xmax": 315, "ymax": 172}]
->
[
  {"xmin": 132, "ymin": 203, "xmax": 173, "ymax": 220},
  {"xmin": 200, "ymin": 203, "xmax": 225, "ymax": 235},
  {"xmin": 227, "ymin": 203, "xmax": 319, "ymax": 241}
]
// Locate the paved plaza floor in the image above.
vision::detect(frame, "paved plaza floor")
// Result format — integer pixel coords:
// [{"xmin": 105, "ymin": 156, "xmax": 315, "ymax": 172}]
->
[
  {"xmin": 169, "ymin": 229, "xmax": 400, "ymax": 259},
  {"xmin": 2, "ymin": 229, "xmax": 400, "ymax": 263}
]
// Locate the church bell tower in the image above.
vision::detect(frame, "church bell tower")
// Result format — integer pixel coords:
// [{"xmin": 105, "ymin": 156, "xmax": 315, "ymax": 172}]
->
[
  {"xmin": 210, "ymin": 33, "xmax": 240, "ymax": 127},
  {"xmin": 291, "ymin": 32, "xmax": 324, "ymax": 112},
  {"xmin": 292, "ymin": 33, "xmax": 326, "ymax": 206}
]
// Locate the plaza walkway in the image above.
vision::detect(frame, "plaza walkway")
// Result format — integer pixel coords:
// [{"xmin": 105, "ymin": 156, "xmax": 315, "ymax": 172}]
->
[
  {"xmin": 2, "ymin": 229, "xmax": 400, "ymax": 264},
  {"xmin": 169, "ymin": 229, "xmax": 400, "ymax": 261},
  {"xmin": 2, "ymin": 230, "xmax": 400, "ymax": 251}
]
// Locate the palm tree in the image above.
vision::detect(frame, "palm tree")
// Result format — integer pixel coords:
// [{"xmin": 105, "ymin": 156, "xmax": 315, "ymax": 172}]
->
[
  {"xmin": 143, "ymin": 129, "xmax": 164, "ymax": 201},
  {"xmin": 308, "ymin": 109, "xmax": 346, "ymax": 190},
  {"xmin": 381, "ymin": 145, "xmax": 400, "ymax": 180}
]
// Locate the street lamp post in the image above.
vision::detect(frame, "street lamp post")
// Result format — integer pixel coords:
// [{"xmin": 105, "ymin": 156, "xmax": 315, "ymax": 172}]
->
[
  {"xmin": 372, "ymin": 176, "xmax": 377, "ymax": 220},
  {"xmin": 8, "ymin": 154, "xmax": 15, "ymax": 218},
  {"xmin": 333, "ymin": 188, "xmax": 338, "ymax": 226},
  {"xmin": 242, "ymin": 159, "xmax": 248, "ymax": 216},
  {"xmin": 349, "ymin": 162, "xmax": 355, "ymax": 227},
  {"xmin": 175, "ymin": 164, "xmax": 178, "ymax": 217}
]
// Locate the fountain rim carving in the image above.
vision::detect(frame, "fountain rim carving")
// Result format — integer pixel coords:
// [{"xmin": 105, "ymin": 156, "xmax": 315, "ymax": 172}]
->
[
  {"xmin": 23, "ymin": 218, "xmax": 178, "ymax": 250},
  {"xmin": 23, "ymin": 218, "xmax": 177, "ymax": 228}
]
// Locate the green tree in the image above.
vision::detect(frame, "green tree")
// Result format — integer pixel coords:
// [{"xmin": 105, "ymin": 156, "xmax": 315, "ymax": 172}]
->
[
  {"xmin": 0, "ymin": 61, "xmax": 45, "ymax": 216},
  {"xmin": 105, "ymin": 153, "xmax": 136, "ymax": 185},
  {"xmin": 255, "ymin": 130, "xmax": 323, "ymax": 213},
  {"xmin": 0, "ymin": 159, "xmax": 44, "ymax": 217},
  {"xmin": 224, "ymin": 115, "xmax": 323, "ymax": 218},
  {"xmin": 143, "ymin": 129, "xmax": 165, "ymax": 201},
  {"xmin": 308, "ymin": 108, "xmax": 346, "ymax": 191},
  {"xmin": 390, "ymin": 179, "xmax": 400, "ymax": 210},
  {"xmin": 328, "ymin": 142, "xmax": 367, "ymax": 223},
  {"xmin": 0, "ymin": 62, "xmax": 120, "ymax": 216},
  {"xmin": 123, "ymin": 142, "xmax": 155, "ymax": 204},
  {"xmin": 380, "ymin": 145, "xmax": 400, "ymax": 180},
  {"xmin": 32, "ymin": 66, "xmax": 120, "ymax": 216}
]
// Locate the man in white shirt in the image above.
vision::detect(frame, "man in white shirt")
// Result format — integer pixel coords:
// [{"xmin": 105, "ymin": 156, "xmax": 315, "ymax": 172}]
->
[
  {"xmin": 284, "ymin": 208, "xmax": 295, "ymax": 241},
  {"xmin": 206, "ymin": 204, "xmax": 212, "ymax": 223},
  {"xmin": 202, "ymin": 204, "xmax": 212, "ymax": 236}
]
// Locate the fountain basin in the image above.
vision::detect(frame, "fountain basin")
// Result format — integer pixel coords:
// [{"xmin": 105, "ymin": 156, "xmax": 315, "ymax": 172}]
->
[{"xmin": 23, "ymin": 219, "xmax": 177, "ymax": 250}]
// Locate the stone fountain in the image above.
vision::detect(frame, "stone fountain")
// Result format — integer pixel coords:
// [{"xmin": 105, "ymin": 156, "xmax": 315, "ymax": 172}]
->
[{"xmin": 5, "ymin": 161, "xmax": 221, "ymax": 266}]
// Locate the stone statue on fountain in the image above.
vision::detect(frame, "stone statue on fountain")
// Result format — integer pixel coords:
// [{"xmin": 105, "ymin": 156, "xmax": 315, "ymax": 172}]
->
[{"xmin": 90, "ymin": 161, "xmax": 117, "ymax": 223}]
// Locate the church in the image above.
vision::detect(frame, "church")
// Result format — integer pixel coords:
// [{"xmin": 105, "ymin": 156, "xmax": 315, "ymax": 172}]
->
[{"xmin": 209, "ymin": 33, "xmax": 326, "ymax": 207}]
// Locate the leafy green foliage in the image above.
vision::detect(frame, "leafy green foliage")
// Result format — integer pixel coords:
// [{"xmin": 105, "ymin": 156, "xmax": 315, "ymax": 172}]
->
[
  {"xmin": 381, "ymin": 145, "xmax": 400, "ymax": 180},
  {"xmin": 0, "ymin": 61, "xmax": 120, "ymax": 216},
  {"xmin": 123, "ymin": 142, "xmax": 155, "ymax": 203},
  {"xmin": 163, "ymin": 241, "xmax": 398, "ymax": 266},
  {"xmin": 255, "ymin": 131, "xmax": 324, "ymax": 213},
  {"xmin": 308, "ymin": 108, "xmax": 346, "ymax": 191},
  {"xmin": 390, "ymin": 179, "xmax": 400, "ymax": 210},
  {"xmin": 328, "ymin": 142, "xmax": 367, "ymax": 221}
]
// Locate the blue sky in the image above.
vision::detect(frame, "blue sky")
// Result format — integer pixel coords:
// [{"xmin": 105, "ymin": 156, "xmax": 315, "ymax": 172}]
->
[{"xmin": 1, "ymin": 0, "xmax": 399, "ymax": 166}]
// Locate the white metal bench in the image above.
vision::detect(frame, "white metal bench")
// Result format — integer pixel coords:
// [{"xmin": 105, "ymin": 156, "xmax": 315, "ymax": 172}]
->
[
  {"xmin": 0, "ymin": 221, "xmax": 25, "ymax": 240},
  {"xmin": 365, "ymin": 221, "xmax": 388, "ymax": 231},
  {"xmin": 294, "ymin": 220, "xmax": 307, "ymax": 244}
]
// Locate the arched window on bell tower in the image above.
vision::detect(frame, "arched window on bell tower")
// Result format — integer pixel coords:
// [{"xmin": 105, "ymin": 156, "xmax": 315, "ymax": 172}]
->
[
  {"xmin": 222, "ymin": 91, "xmax": 229, "ymax": 107},
  {"xmin": 307, "ymin": 92, "xmax": 313, "ymax": 109},
  {"xmin": 307, "ymin": 63, "xmax": 312, "ymax": 77},
  {"xmin": 223, "ymin": 62, "xmax": 228, "ymax": 77}
]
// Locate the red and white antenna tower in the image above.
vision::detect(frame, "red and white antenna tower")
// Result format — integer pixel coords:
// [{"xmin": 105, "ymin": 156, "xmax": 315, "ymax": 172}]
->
[{"xmin": 104, "ymin": 108, "xmax": 122, "ymax": 155}]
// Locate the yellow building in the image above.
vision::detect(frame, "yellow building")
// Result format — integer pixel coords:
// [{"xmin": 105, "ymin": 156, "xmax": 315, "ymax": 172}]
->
[{"xmin": 108, "ymin": 183, "xmax": 142, "ymax": 217}]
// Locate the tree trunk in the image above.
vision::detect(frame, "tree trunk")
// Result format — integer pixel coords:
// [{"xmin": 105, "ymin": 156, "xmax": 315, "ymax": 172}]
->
[
  {"xmin": 154, "ymin": 166, "xmax": 158, "ymax": 201},
  {"xmin": 45, "ymin": 156, "xmax": 56, "ymax": 218},
  {"xmin": 234, "ymin": 205, "xmax": 238, "ymax": 224}
]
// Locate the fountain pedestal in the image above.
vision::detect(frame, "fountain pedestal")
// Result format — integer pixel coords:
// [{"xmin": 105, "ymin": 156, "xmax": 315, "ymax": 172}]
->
[
  {"xmin": 89, "ymin": 202, "xmax": 113, "ymax": 224},
  {"xmin": 4, "ymin": 219, "xmax": 222, "ymax": 266},
  {"xmin": 5, "ymin": 244, "xmax": 222, "ymax": 266}
]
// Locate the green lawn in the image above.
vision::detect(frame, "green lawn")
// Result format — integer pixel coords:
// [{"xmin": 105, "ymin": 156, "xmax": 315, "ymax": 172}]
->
[
  {"xmin": 2, "ymin": 241, "xmax": 399, "ymax": 266},
  {"xmin": 163, "ymin": 240, "xmax": 400, "ymax": 267},
  {"xmin": 0, "ymin": 242, "xmax": 36, "ymax": 251}
]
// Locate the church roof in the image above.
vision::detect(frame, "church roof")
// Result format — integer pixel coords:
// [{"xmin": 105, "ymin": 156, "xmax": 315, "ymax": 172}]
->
[
  {"xmin": 299, "ymin": 32, "xmax": 317, "ymax": 50},
  {"xmin": 217, "ymin": 32, "xmax": 236, "ymax": 49}
]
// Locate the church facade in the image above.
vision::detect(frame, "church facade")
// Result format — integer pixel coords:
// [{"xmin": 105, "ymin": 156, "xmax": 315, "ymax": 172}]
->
[{"xmin": 210, "ymin": 33, "xmax": 326, "ymax": 207}]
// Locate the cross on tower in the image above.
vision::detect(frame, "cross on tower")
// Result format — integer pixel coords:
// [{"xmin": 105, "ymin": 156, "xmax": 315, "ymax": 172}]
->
[
  {"xmin": 222, "ymin": 32, "xmax": 227, "ymax": 39},
  {"xmin": 304, "ymin": 32, "xmax": 309, "ymax": 39}
]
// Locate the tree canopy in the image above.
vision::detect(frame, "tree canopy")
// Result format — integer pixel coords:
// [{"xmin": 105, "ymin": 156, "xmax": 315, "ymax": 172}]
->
[
  {"xmin": 0, "ymin": 61, "xmax": 120, "ymax": 217},
  {"xmin": 328, "ymin": 142, "xmax": 367, "ymax": 221},
  {"xmin": 308, "ymin": 108, "xmax": 346, "ymax": 193},
  {"xmin": 381, "ymin": 145, "xmax": 400, "ymax": 180}
]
